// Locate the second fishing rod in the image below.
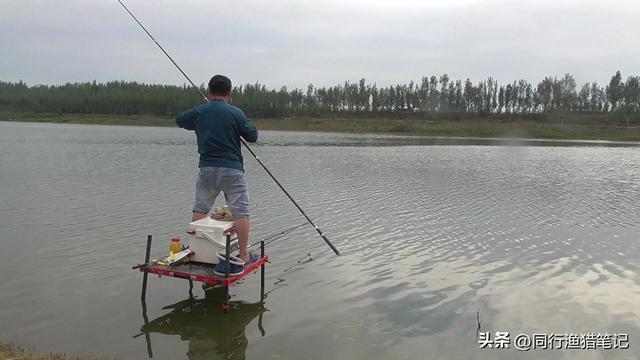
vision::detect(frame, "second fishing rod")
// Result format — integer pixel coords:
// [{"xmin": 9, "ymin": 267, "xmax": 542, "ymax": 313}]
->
[{"xmin": 116, "ymin": 0, "xmax": 340, "ymax": 256}]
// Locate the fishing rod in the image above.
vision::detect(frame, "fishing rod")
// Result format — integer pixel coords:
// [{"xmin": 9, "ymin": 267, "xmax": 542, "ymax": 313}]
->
[{"xmin": 116, "ymin": 0, "xmax": 340, "ymax": 256}]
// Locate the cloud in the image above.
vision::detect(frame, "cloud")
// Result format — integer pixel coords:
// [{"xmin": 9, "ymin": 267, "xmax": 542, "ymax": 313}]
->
[{"xmin": 1, "ymin": 0, "xmax": 638, "ymax": 89}]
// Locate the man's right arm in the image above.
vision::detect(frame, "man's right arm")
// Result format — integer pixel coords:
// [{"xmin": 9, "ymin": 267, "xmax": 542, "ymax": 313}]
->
[
  {"xmin": 175, "ymin": 108, "xmax": 199, "ymax": 131},
  {"xmin": 238, "ymin": 111, "xmax": 258, "ymax": 142}
]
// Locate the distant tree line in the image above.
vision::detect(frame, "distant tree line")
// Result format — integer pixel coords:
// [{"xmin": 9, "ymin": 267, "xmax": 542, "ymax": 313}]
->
[{"xmin": 1, "ymin": 71, "xmax": 639, "ymax": 121}]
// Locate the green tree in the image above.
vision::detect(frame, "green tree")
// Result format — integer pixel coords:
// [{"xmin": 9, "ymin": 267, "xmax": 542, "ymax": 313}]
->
[{"xmin": 606, "ymin": 70, "xmax": 623, "ymax": 111}]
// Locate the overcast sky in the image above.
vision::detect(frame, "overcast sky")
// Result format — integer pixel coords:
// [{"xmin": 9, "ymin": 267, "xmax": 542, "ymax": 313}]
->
[{"xmin": 1, "ymin": 0, "xmax": 638, "ymax": 89}]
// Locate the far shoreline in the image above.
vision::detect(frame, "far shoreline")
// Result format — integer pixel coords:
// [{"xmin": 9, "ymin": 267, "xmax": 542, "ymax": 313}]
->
[{"xmin": 2, "ymin": 111, "xmax": 640, "ymax": 143}]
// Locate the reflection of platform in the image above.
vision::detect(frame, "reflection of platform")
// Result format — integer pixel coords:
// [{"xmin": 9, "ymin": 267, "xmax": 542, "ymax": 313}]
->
[
  {"xmin": 139, "ymin": 256, "xmax": 268, "ymax": 287},
  {"xmin": 136, "ymin": 287, "xmax": 267, "ymax": 359}
]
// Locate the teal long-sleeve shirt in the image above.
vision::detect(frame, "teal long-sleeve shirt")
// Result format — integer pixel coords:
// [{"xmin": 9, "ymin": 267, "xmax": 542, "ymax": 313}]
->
[{"xmin": 176, "ymin": 100, "xmax": 258, "ymax": 171}]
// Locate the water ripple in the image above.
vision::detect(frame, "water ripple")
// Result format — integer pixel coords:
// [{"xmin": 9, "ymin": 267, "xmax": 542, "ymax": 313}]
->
[{"xmin": 1, "ymin": 123, "xmax": 639, "ymax": 359}]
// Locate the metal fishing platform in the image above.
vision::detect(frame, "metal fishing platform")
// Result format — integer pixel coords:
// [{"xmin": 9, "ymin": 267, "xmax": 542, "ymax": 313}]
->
[
  {"xmin": 134, "ymin": 233, "xmax": 267, "ymax": 312},
  {"xmin": 140, "ymin": 257, "xmax": 267, "ymax": 287}
]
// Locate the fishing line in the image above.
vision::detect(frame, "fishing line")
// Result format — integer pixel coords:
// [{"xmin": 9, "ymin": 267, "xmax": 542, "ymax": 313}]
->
[
  {"xmin": 248, "ymin": 222, "xmax": 307, "ymax": 250},
  {"xmin": 262, "ymin": 252, "xmax": 314, "ymax": 297},
  {"xmin": 116, "ymin": 0, "xmax": 340, "ymax": 256},
  {"xmin": 247, "ymin": 225, "xmax": 315, "ymax": 297}
]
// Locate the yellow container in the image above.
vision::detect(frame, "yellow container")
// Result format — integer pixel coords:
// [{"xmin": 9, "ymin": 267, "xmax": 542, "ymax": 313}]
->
[{"xmin": 169, "ymin": 236, "xmax": 182, "ymax": 255}]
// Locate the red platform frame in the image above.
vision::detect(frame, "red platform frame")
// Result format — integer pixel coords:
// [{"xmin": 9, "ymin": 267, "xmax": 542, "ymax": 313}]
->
[{"xmin": 139, "ymin": 256, "xmax": 268, "ymax": 287}]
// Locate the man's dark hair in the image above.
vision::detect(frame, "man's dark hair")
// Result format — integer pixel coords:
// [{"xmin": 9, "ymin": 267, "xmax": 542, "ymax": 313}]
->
[{"xmin": 208, "ymin": 75, "xmax": 232, "ymax": 96}]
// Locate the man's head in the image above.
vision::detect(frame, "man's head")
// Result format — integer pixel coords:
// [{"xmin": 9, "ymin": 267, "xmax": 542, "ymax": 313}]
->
[{"xmin": 208, "ymin": 75, "xmax": 232, "ymax": 100}]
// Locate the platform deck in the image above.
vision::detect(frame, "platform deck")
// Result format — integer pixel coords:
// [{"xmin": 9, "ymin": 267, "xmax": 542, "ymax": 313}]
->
[{"xmin": 139, "ymin": 256, "xmax": 268, "ymax": 287}]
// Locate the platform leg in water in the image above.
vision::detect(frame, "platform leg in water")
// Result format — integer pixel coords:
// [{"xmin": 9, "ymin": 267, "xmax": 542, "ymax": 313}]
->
[
  {"xmin": 258, "ymin": 240, "xmax": 266, "ymax": 335},
  {"xmin": 141, "ymin": 235, "xmax": 152, "ymax": 301},
  {"xmin": 140, "ymin": 300, "xmax": 153, "ymax": 358},
  {"xmin": 222, "ymin": 233, "xmax": 231, "ymax": 312},
  {"xmin": 260, "ymin": 240, "xmax": 265, "ymax": 301}
]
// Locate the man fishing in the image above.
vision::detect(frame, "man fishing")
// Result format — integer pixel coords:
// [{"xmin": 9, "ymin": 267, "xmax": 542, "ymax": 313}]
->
[{"xmin": 176, "ymin": 75, "xmax": 259, "ymax": 270}]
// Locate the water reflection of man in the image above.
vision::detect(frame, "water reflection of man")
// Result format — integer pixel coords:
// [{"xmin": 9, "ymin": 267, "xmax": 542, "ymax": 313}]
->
[
  {"xmin": 139, "ymin": 287, "xmax": 265, "ymax": 359},
  {"xmin": 176, "ymin": 75, "xmax": 258, "ymax": 264}
]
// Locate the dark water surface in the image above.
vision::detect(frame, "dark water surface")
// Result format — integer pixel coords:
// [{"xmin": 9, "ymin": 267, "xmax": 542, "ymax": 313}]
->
[{"xmin": 1, "ymin": 121, "xmax": 639, "ymax": 359}]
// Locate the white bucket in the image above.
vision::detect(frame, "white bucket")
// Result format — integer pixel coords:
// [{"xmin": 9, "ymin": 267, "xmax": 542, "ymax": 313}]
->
[{"xmin": 188, "ymin": 217, "xmax": 238, "ymax": 264}]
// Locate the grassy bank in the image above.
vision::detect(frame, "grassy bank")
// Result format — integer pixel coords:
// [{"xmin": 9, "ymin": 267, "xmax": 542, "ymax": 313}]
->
[
  {"xmin": 2, "ymin": 111, "xmax": 640, "ymax": 142},
  {"xmin": 0, "ymin": 343, "xmax": 99, "ymax": 360},
  {"xmin": 0, "ymin": 111, "xmax": 174, "ymax": 127},
  {"xmin": 255, "ymin": 117, "xmax": 640, "ymax": 142}
]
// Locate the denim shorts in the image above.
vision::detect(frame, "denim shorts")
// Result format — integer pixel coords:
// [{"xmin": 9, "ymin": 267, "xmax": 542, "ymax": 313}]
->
[{"xmin": 193, "ymin": 167, "xmax": 250, "ymax": 219}]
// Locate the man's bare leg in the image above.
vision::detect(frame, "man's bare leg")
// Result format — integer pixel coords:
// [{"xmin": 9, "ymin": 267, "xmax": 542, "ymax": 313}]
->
[{"xmin": 234, "ymin": 217, "xmax": 250, "ymax": 261}]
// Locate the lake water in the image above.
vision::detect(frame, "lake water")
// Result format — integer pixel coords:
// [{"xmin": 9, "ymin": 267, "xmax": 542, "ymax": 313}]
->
[{"xmin": 1, "ymin": 121, "xmax": 639, "ymax": 360}]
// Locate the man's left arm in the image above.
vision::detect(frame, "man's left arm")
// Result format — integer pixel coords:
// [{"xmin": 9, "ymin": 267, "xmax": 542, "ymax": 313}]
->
[{"xmin": 175, "ymin": 108, "xmax": 199, "ymax": 131}]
